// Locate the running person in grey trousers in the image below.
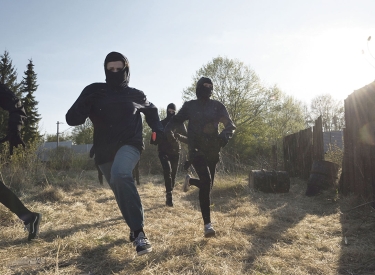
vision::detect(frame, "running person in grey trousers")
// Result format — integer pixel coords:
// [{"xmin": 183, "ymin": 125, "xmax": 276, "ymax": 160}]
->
[{"xmin": 66, "ymin": 52, "xmax": 163, "ymax": 256}]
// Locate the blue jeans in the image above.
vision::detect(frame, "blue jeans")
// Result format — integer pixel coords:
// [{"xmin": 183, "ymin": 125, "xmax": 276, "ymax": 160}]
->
[{"xmin": 99, "ymin": 145, "xmax": 143, "ymax": 231}]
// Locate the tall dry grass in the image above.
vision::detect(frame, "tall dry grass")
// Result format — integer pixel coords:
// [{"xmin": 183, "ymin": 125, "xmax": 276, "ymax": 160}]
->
[{"xmin": 0, "ymin": 160, "xmax": 374, "ymax": 275}]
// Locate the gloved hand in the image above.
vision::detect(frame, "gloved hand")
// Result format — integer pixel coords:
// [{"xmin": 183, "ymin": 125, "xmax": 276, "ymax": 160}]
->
[
  {"xmin": 150, "ymin": 131, "xmax": 164, "ymax": 145},
  {"xmin": 0, "ymin": 130, "xmax": 26, "ymax": 155},
  {"xmin": 79, "ymin": 90, "xmax": 107, "ymax": 109},
  {"xmin": 218, "ymin": 132, "xmax": 229, "ymax": 148}
]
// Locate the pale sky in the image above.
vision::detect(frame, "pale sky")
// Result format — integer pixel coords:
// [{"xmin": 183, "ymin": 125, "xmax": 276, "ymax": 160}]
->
[{"xmin": 1, "ymin": 0, "xmax": 375, "ymax": 135}]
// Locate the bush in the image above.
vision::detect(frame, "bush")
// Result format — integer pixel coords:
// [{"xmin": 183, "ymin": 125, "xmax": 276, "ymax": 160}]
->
[{"xmin": 325, "ymin": 143, "xmax": 343, "ymax": 170}]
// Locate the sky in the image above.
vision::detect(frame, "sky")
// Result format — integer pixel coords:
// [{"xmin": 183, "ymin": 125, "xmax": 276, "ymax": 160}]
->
[{"xmin": 1, "ymin": 0, "xmax": 375, "ymax": 135}]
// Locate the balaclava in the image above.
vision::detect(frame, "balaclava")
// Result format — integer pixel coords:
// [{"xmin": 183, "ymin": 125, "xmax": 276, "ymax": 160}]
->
[
  {"xmin": 104, "ymin": 52, "xmax": 130, "ymax": 88},
  {"xmin": 166, "ymin": 103, "xmax": 176, "ymax": 119},
  {"xmin": 196, "ymin": 77, "xmax": 213, "ymax": 100}
]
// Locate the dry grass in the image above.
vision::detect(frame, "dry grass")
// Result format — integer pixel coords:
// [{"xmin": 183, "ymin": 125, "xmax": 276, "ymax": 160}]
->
[{"xmin": 1, "ymin": 171, "xmax": 375, "ymax": 275}]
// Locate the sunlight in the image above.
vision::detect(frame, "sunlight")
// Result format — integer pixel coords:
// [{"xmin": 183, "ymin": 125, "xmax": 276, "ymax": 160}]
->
[{"xmin": 303, "ymin": 28, "xmax": 375, "ymax": 101}]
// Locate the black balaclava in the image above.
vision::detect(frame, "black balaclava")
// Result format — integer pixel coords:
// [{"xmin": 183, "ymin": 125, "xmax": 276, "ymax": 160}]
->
[
  {"xmin": 104, "ymin": 52, "xmax": 130, "ymax": 88},
  {"xmin": 196, "ymin": 77, "xmax": 213, "ymax": 100},
  {"xmin": 166, "ymin": 103, "xmax": 176, "ymax": 119}
]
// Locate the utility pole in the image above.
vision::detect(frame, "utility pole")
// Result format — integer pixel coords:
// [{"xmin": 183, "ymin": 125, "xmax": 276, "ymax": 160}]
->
[{"xmin": 57, "ymin": 121, "xmax": 64, "ymax": 148}]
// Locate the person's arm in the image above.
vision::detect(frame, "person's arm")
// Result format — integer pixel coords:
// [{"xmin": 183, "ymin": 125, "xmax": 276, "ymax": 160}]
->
[
  {"xmin": 137, "ymin": 92, "xmax": 164, "ymax": 139},
  {"xmin": 66, "ymin": 84, "xmax": 103, "ymax": 126},
  {"xmin": 175, "ymin": 122, "xmax": 188, "ymax": 144},
  {"xmin": 218, "ymin": 103, "xmax": 236, "ymax": 147},
  {"xmin": 0, "ymin": 84, "xmax": 27, "ymax": 154},
  {"xmin": 164, "ymin": 101, "xmax": 189, "ymax": 137},
  {"xmin": 0, "ymin": 84, "xmax": 27, "ymax": 133}
]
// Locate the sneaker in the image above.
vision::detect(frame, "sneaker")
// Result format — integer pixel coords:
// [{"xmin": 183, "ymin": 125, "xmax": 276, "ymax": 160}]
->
[
  {"xmin": 183, "ymin": 174, "xmax": 191, "ymax": 192},
  {"xmin": 166, "ymin": 192, "xmax": 173, "ymax": 207},
  {"xmin": 204, "ymin": 223, "xmax": 216, "ymax": 238},
  {"xmin": 133, "ymin": 232, "xmax": 152, "ymax": 256},
  {"xmin": 129, "ymin": 231, "xmax": 135, "ymax": 242},
  {"xmin": 25, "ymin": 213, "xmax": 42, "ymax": 241}
]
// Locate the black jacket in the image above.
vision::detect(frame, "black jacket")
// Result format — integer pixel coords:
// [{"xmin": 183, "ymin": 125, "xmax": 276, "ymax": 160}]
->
[
  {"xmin": 66, "ymin": 83, "xmax": 163, "ymax": 165},
  {"xmin": 157, "ymin": 115, "xmax": 187, "ymax": 155},
  {"xmin": 0, "ymin": 84, "xmax": 26, "ymax": 132},
  {"xmin": 165, "ymin": 98, "xmax": 236, "ymax": 162}
]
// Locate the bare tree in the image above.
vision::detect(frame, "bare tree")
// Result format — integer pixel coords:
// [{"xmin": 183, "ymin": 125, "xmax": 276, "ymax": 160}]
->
[{"xmin": 310, "ymin": 94, "xmax": 344, "ymax": 132}]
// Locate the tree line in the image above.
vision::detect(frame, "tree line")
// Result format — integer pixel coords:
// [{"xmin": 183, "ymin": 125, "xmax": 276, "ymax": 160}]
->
[{"xmin": 1, "ymin": 51, "xmax": 344, "ymax": 166}]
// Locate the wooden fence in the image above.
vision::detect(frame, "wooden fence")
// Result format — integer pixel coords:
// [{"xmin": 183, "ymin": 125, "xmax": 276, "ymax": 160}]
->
[
  {"xmin": 340, "ymin": 81, "xmax": 375, "ymax": 202},
  {"xmin": 283, "ymin": 117, "xmax": 324, "ymax": 179}
]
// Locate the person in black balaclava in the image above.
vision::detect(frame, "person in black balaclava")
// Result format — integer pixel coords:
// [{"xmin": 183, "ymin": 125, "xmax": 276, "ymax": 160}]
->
[
  {"xmin": 165, "ymin": 77, "xmax": 236, "ymax": 237},
  {"xmin": 0, "ymin": 84, "xmax": 42, "ymax": 241},
  {"xmin": 154, "ymin": 103, "xmax": 187, "ymax": 207},
  {"xmin": 66, "ymin": 51, "xmax": 164, "ymax": 256}
]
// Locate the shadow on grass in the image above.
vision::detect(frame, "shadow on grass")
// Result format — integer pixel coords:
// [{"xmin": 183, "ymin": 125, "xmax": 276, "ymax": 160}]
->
[
  {"xmin": 181, "ymin": 176, "xmax": 341, "ymax": 273},
  {"xmin": 8, "ymin": 229, "xmax": 214, "ymax": 275},
  {"xmin": 337, "ymin": 198, "xmax": 375, "ymax": 274},
  {"xmin": 0, "ymin": 216, "xmax": 124, "ymax": 249}
]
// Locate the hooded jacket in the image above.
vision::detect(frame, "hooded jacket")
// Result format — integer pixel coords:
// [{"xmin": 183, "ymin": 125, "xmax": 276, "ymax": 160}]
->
[
  {"xmin": 157, "ymin": 108, "xmax": 187, "ymax": 155},
  {"xmin": 165, "ymin": 77, "xmax": 236, "ymax": 163},
  {"xmin": 0, "ymin": 84, "xmax": 26, "ymax": 133},
  {"xmin": 66, "ymin": 53, "xmax": 163, "ymax": 165}
]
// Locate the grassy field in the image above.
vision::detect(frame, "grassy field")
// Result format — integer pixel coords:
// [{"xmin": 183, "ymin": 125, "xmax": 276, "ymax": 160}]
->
[{"xmin": 0, "ymin": 170, "xmax": 374, "ymax": 275}]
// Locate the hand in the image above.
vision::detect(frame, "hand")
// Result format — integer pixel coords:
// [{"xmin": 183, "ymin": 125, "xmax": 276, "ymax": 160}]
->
[
  {"xmin": 150, "ymin": 131, "xmax": 164, "ymax": 145},
  {"xmin": 218, "ymin": 132, "xmax": 229, "ymax": 148},
  {"xmin": 154, "ymin": 131, "xmax": 164, "ymax": 145},
  {"xmin": 0, "ymin": 131, "xmax": 26, "ymax": 155},
  {"xmin": 80, "ymin": 90, "xmax": 107, "ymax": 108}
]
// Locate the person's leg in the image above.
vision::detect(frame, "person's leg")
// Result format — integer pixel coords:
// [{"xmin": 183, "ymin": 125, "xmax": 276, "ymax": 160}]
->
[
  {"xmin": 190, "ymin": 156, "xmax": 212, "ymax": 225},
  {"xmin": 0, "ymin": 181, "xmax": 41, "ymax": 240},
  {"xmin": 169, "ymin": 154, "xmax": 180, "ymax": 189},
  {"xmin": 99, "ymin": 145, "xmax": 142, "ymax": 231},
  {"xmin": 99, "ymin": 145, "xmax": 151, "ymax": 255},
  {"xmin": 158, "ymin": 153, "xmax": 173, "ymax": 193},
  {"xmin": 0, "ymin": 181, "xmax": 33, "ymax": 222},
  {"xmin": 208, "ymin": 161, "xmax": 217, "ymax": 189},
  {"xmin": 158, "ymin": 152, "xmax": 174, "ymax": 206}
]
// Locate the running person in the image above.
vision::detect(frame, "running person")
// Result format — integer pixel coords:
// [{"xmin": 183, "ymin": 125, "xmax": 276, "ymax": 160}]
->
[
  {"xmin": 66, "ymin": 52, "xmax": 163, "ymax": 256},
  {"xmin": 165, "ymin": 77, "xmax": 235, "ymax": 237}
]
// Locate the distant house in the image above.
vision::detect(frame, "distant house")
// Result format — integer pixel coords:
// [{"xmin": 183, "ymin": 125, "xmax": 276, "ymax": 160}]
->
[
  {"xmin": 323, "ymin": 131, "xmax": 343, "ymax": 153},
  {"xmin": 38, "ymin": 141, "xmax": 93, "ymax": 161}
]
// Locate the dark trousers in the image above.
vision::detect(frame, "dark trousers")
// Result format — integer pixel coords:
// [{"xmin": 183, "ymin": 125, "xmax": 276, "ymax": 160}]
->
[
  {"xmin": 0, "ymin": 181, "xmax": 32, "ymax": 223},
  {"xmin": 158, "ymin": 152, "xmax": 179, "ymax": 193},
  {"xmin": 189, "ymin": 155, "xmax": 217, "ymax": 225}
]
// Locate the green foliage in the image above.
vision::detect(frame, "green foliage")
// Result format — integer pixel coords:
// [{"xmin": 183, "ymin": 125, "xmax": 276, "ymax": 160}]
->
[
  {"xmin": 47, "ymin": 147, "xmax": 95, "ymax": 171},
  {"xmin": 71, "ymin": 119, "xmax": 93, "ymax": 145},
  {"xmin": 45, "ymin": 132, "xmax": 71, "ymax": 142},
  {"xmin": 182, "ymin": 56, "xmax": 277, "ymax": 135},
  {"xmin": 20, "ymin": 59, "xmax": 41, "ymax": 144},
  {"xmin": 182, "ymin": 56, "xmax": 306, "ymax": 165},
  {"xmin": 0, "ymin": 140, "xmax": 46, "ymax": 193}
]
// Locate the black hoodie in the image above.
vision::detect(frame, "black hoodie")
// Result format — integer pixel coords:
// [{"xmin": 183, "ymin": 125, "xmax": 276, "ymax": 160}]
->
[
  {"xmin": 157, "ymin": 104, "xmax": 187, "ymax": 155},
  {"xmin": 66, "ymin": 53, "xmax": 163, "ymax": 165}
]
